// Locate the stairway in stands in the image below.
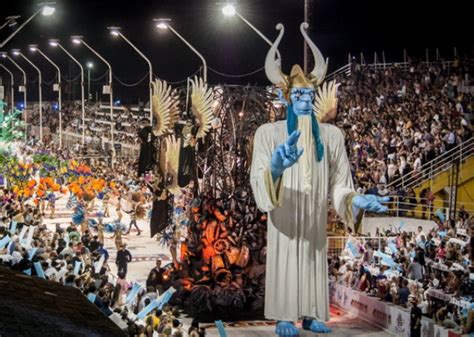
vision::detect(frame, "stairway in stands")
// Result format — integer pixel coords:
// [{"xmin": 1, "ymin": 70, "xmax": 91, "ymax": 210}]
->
[{"xmin": 388, "ymin": 138, "xmax": 474, "ymax": 216}]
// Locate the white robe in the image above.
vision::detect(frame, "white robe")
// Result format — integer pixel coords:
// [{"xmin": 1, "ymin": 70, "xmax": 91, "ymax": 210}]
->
[{"xmin": 250, "ymin": 120, "xmax": 355, "ymax": 321}]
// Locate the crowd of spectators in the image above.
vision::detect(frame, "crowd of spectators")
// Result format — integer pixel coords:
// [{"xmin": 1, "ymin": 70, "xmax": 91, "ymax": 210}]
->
[
  {"xmin": 335, "ymin": 57, "xmax": 473, "ymax": 194},
  {"xmin": 0, "ymin": 145, "xmax": 205, "ymax": 337},
  {"xmin": 330, "ymin": 210, "xmax": 474, "ymax": 335}
]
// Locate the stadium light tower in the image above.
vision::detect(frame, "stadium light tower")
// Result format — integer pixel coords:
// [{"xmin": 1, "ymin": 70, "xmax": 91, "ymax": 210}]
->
[
  {"xmin": 108, "ymin": 26, "xmax": 153, "ymax": 123},
  {"xmin": 0, "ymin": 16, "xmax": 20, "ymax": 30},
  {"xmin": 72, "ymin": 35, "xmax": 115, "ymax": 165},
  {"xmin": 154, "ymin": 18, "xmax": 207, "ymax": 82},
  {"xmin": 2, "ymin": 51, "xmax": 28, "ymax": 139},
  {"xmin": 29, "ymin": 44, "xmax": 64, "ymax": 147},
  {"xmin": 13, "ymin": 49, "xmax": 43, "ymax": 141},
  {"xmin": 0, "ymin": 3, "xmax": 56, "ymax": 48},
  {"xmin": 0, "ymin": 64, "xmax": 15, "ymax": 113},
  {"xmin": 49, "ymin": 38, "xmax": 86, "ymax": 146},
  {"xmin": 221, "ymin": 2, "xmax": 281, "ymax": 59}
]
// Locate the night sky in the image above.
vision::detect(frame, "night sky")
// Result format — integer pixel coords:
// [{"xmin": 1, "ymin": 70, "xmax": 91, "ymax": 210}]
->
[{"xmin": 1, "ymin": 0, "xmax": 472, "ymax": 102}]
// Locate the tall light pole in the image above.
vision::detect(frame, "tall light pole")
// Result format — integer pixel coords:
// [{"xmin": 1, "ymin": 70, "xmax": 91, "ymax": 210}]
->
[
  {"xmin": 72, "ymin": 35, "xmax": 115, "ymax": 166},
  {"xmin": 50, "ymin": 39, "xmax": 86, "ymax": 146},
  {"xmin": 108, "ymin": 26, "xmax": 153, "ymax": 123},
  {"xmin": 0, "ymin": 16, "xmax": 20, "ymax": 30},
  {"xmin": 13, "ymin": 49, "xmax": 43, "ymax": 142},
  {"xmin": 154, "ymin": 18, "xmax": 207, "ymax": 82},
  {"xmin": 29, "ymin": 44, "xmax": 63, "ymax": 147},
  {"xmin": 1, "ymin": 52, "xmax": 27, "ymax": 139},
  {"xmin": 0, "ymin": 3, "xmax": 55, "ymax": 48},
  {"xmin": 0, "ymin": 64, "xmax": 15, "ymax": 113},
  {"xmin": 221, "ymin": 3, "xmax": 281, "ymax": 59},
  {"xmin": 86, "ymin": 61, "xmax": 93, "ymax": 101}
]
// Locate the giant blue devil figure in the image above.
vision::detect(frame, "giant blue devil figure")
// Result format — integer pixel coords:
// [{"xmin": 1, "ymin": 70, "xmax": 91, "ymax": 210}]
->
[{"xmin": 250, "ymin": 23, "xmax": 389, "ymax": 336}]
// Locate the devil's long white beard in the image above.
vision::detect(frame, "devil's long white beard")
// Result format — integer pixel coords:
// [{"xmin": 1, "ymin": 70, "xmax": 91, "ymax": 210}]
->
[{"xmin": 297, "ymin": 115, "xmax": 314, "ymax": 193}]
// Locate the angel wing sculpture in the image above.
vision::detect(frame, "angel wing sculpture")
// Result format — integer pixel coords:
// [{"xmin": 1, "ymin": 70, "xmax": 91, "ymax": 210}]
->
[
  {"xmin": 159, "ymin": 135, "xmax": 182, "ymax": 195},
  {"xmin": 313, "ymin": 80, "xmax": 340, "ymax": 123},
  {"xmin": 190, "ymin": 76, "xmax": 214, "ymax": 139},
  {"xmin": 152, "ymin": 79, "xmax": 180, "ymax": 136}
]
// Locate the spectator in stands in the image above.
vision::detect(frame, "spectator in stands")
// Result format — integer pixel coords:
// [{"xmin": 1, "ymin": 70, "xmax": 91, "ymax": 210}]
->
[{"xmin": 397, "ymin": 279, "xmax": 410, "ymax": 306}]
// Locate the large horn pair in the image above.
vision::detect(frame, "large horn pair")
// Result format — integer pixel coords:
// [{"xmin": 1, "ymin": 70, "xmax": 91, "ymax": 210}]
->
[
  {"xmin": 300, "ymin": 22, "xmax": 328, "ymax": 86},
  {"xmin": 264, "ymin": 22, "xmax": 328, "ymax": 87},
  {"xmin": 264, "ymin": 23, "xmax": 288, "ymax": 87}
]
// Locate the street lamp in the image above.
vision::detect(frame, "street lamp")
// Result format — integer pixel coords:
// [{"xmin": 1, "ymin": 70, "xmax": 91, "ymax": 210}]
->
[
  {"xmin": 0, "ymin": 64, "xmax": 15, "ymax": 114},
  {"xmin": 0, "ymin": 3, "xmax": 56, "ymax": 48},
  {"xmin": 1, "ymin": 51, "xmax": 27, "ymax": 139},
  {"xmin": 49, "ymin": 38, "xmax": 86, "ymax": 146},
  {"xmin": 29, "ymin": 44, "xmax": 63, "ymax": 147},
  {"xmin": 154, "ymin": 18, "xmax": 207, "ymax": 82},
  {"xmin": 13, "ymin": 49, "xmax": 43, "ymax": 142},
  {"xmin": 108, "ymin": 26, "xmax": 153, "ymax": 123},
  {"xmin": 220, "ymin": 3, "xmax": 281, "ymax": 59},
  {"xmin": 0, "ymin": 16, "xmax": 20, "ymax": 30},
  {"xmin": 86, "ymin": 61, "xmax": 93, "ymax": 101},
  {"xmin": 72, "ymin": 35, "xmax": 116, "ymax": 166}
]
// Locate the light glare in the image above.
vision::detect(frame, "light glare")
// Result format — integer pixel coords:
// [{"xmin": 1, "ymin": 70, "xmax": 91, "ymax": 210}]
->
[
  {"xmin": 41, "ymin": 5, "xmax": 55, "ymax": 16},
  {"xmin": 156, "ymin": 22, "xmax": 168, "ymax": 30},
  {"xmin": 222, "ymin": 4, "xmax": 236, "ymax": 17}
]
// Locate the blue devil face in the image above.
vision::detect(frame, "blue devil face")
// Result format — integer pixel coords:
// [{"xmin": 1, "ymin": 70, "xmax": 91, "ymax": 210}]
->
[{"xmin": 289, "ymin": 87, "xmax": 315, "ymax": 116}]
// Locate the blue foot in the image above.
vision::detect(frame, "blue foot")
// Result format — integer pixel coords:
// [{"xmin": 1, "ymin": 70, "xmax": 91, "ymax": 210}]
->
[
  {"xmin": 302, "ymin": 319, "xmax": 332, "ymax": 333},
  {"xmin": 275, "ymin": 321, "xmax": 299, "ymax": 337}
]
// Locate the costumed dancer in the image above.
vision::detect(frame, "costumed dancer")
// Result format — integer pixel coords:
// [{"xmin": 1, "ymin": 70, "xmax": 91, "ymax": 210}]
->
[
  {"xmin": 111, "ymin": 224, "xmax": 124, "ymax": 251},
  {"xmin": 250, "ymin": 23, "xmax": 389, "ymax": 336},
  {"xmin": 125, "ymin": 192, "xmax": 145, "ymax": 236},
  {"xmin": 103, "ymin": 192, "xmax": 110, "ymax": 217},
  {"xmin": 72, "ymin": 201, "xmax": 87, "ymax": 235}
]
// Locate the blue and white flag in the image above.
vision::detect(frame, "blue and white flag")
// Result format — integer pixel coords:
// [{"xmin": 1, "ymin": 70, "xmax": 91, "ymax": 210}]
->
[
  {"xmin": 346, "ymin": 241, "xmax": 359, "ymax": 258},
  {"xmin": 33, "ymin": 262, "xmax": 45, "ymax": 279},
  {"xmin": 9, "ymin": 220, "xmax": 17, "ymax": 234},
  {"xmin": 0, "ymin": 235, "xmax": 11, "ymax": 249},
  {"xmin": 24, "ymin": 225, "xmax": 35, "ymax": 249},
  {"xmin": 136, "ymin": 287, "xmax": 176, "ymax": 320},
  {"xmin": 28, "ymin": 247, "xmax": 38, "ymax": 260},
  {"xmin": 125, "ymin": 282, "xmax": 142, "ymax": 304},
  {"xmin": 388, "ymin": 242, "xmax": 399, "ymax": 254},
  {"xmin": 18, "ymin": 226, "xmax": 28, "ymax": 242},
  {"xmin": 94, "ymin": 255, "xmax": 105, "ymax": 274}
]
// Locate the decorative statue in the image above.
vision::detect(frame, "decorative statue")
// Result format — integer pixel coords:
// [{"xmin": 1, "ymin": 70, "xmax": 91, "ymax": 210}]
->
[{"xmin": 250, "ymin": 23, "xmax": 388, "ymax": 336}]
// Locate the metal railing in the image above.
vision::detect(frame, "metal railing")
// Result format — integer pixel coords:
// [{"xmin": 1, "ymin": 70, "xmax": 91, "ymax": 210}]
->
[
  {"xmin": 58, "ymin": 131, "xmax": 140, "ymax": 158},
  {"xmin": 326, "ymin": 63, "xmax": 351, "ymax": 82},
  {"xmin": 386, "ymin": 137, "xmax": 474, "ymax": 190},
  {"xmin": 362, "ymin": 194, "xmax": 474, "ymax": 220}
]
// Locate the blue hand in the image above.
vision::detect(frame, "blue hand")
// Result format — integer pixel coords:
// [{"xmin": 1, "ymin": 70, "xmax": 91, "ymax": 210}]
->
[
  {"xmin": 271, "ymin": 130, "xmax": 304, "ymax": 181},
  {"xmin": 352, "ymin": 195, "xmax": 389, "ymax": 216}
]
